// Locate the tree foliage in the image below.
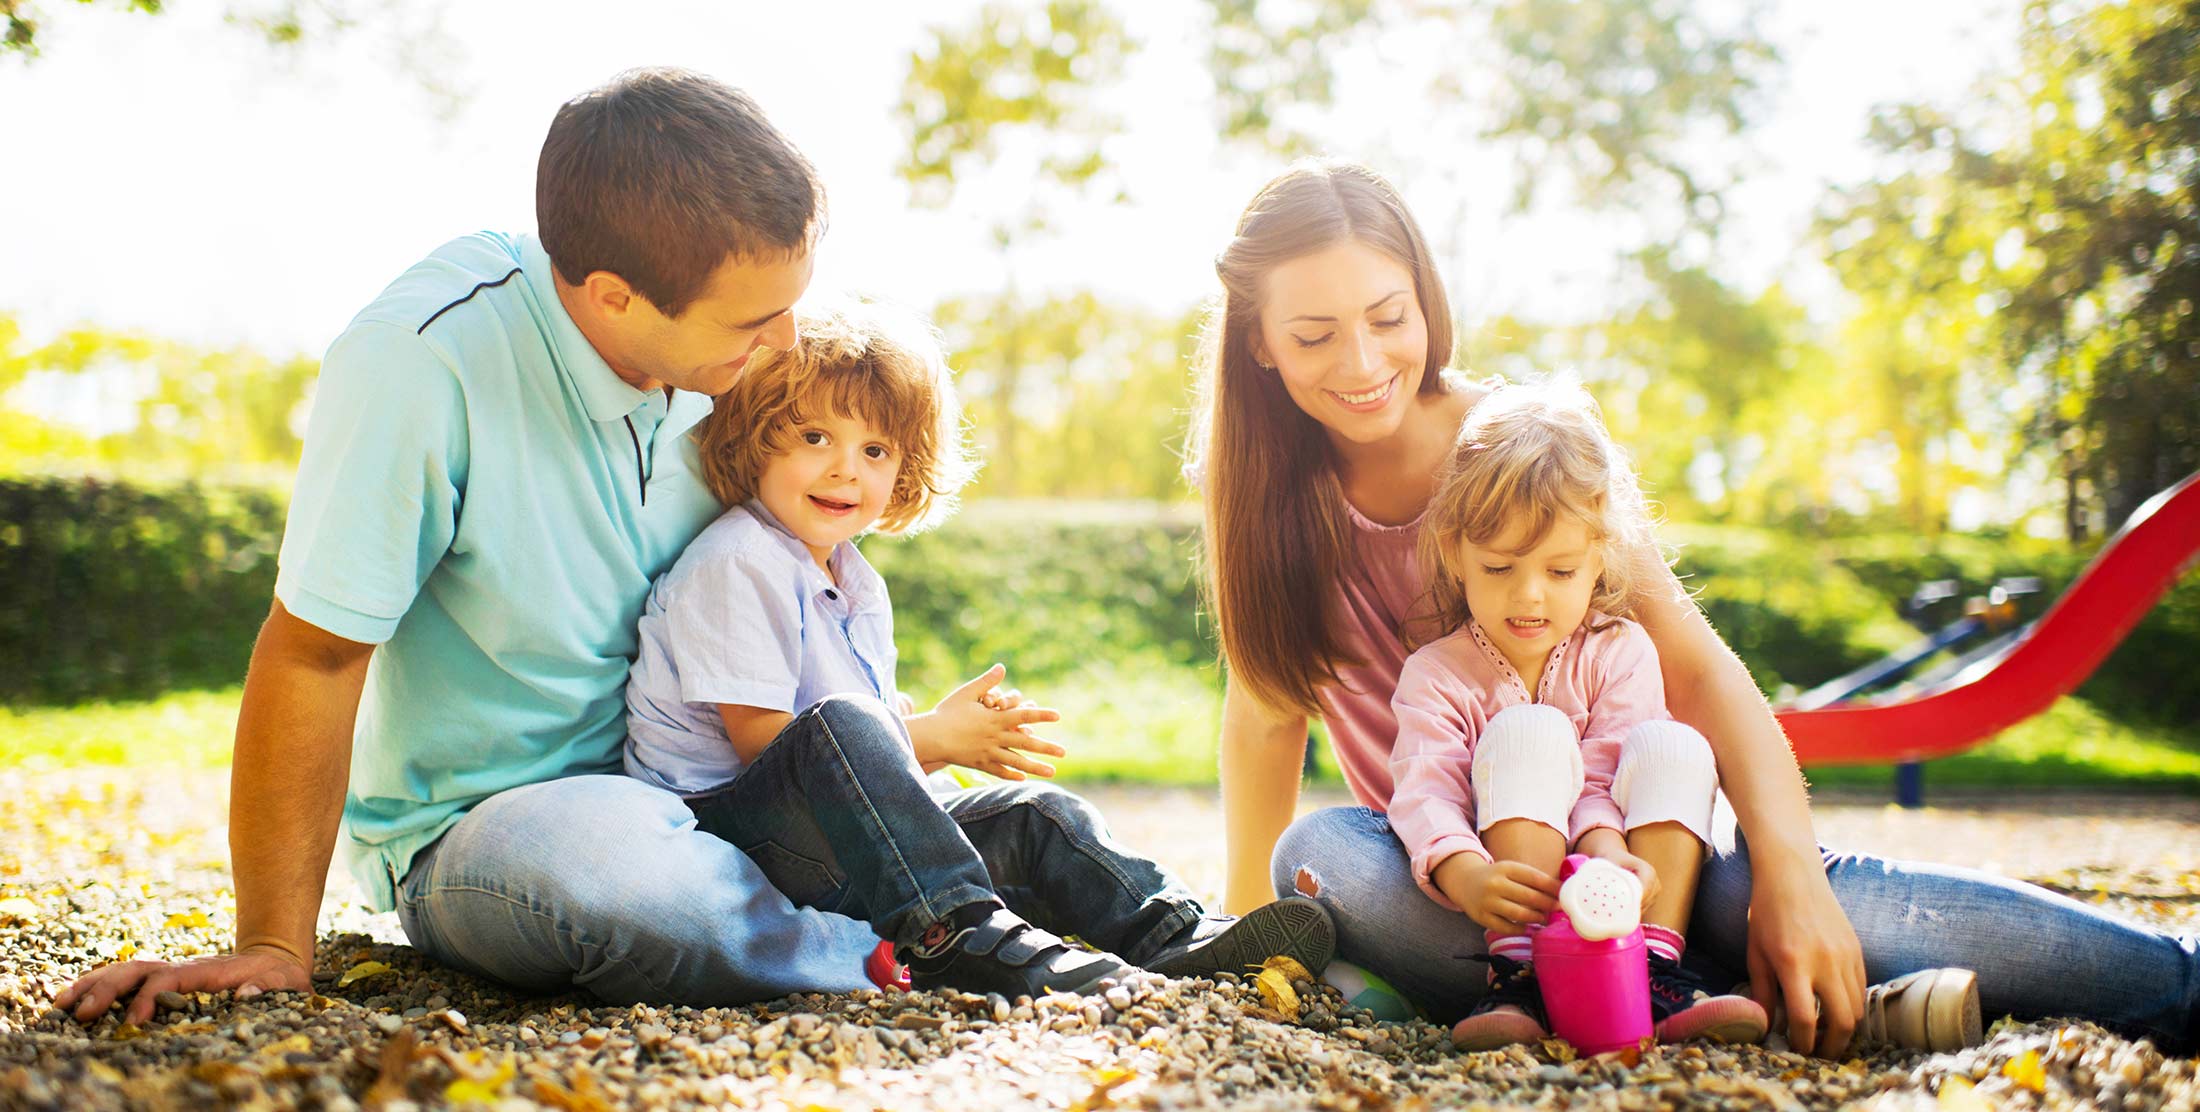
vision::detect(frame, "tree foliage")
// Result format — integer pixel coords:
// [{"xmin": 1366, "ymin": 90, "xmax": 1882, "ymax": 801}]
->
[
  {"xmin": 1200, "ymin": 0, "xmax": 1779, "ymax": 231},
  {"xmin": 0, "ymin": 314, "xmax": 313, "ymax": 479},
  {"xmin": 1821, "ymin": 0, "xmax": 2200, "ymax": 535}
]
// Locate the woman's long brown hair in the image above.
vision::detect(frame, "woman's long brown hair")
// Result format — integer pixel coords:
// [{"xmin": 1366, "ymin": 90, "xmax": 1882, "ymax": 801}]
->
[{"xmin": 1186, "ymin": 161, "xmax": 1454, "ymax": 716}]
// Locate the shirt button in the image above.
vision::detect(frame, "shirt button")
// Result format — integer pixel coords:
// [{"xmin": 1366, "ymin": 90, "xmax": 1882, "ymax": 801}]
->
[{"xmin": 825, "ymin": 589, "xmax": 839, "ymax": 600}]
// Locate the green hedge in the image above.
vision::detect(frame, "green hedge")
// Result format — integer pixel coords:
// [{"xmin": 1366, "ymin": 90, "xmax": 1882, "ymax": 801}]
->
[
  {"xmin": 3, "ymin": 478, "xmax": 2193, "ymax": 723},
  {"xmin": 1, "ymin": 477, "xmax": 286, "ymax": 703}
]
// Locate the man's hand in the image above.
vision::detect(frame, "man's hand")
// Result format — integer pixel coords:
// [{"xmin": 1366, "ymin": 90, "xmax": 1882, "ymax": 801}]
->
[
  {"xmin": 55, "ymin": 945, "xmax": 312, "ymax": 1027},
  {"xmin": 55, "ymin": 599, "xmax": 370, "ymax": 1028},
  {"xmin": 1432, "ymin": 852, "xmax": 1559, "ymax": 934},
  {"xmin": 909, "ymin": 664, "xmax": 1066, "ymax": 780},
  {"xmin": 1746, "ymin": 858, "xmax": 1866, "ymax": 1057}
]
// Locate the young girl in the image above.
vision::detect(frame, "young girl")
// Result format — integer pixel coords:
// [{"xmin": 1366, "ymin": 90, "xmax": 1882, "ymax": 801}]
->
[
  {"xmin": 623, "ymin": 300, "xmax": 1334, "ymax": 1000},
  {"xmin": 1385, "ymin": 382, "xmax": 1770, "ymax": 1051}
]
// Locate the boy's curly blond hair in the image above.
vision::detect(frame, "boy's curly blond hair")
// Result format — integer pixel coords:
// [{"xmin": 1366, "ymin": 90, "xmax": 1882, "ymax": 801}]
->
[
  {"xmin": 696, "ymin": 300, "xmax": 977, "ymax": 535},
  {"xmin": 1414, "ymin": 380, "xmax": 1657, "ymax": 647}
]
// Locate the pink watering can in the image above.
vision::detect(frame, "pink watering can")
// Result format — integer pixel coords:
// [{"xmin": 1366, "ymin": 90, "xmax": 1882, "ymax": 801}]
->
[{"xmin": 1533, "ymin": 854, "xmax": 1653, "ymax": 1055}]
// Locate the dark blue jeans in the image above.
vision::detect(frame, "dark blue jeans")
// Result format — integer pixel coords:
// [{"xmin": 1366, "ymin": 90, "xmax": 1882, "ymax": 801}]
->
[
  {"xmin": 1274, "ymin": 806, "xmax": 2200, "ymax": 1050},
  {"xmin": 687, "ymin": 694, "xmax": 1202, "ymax": 962}
]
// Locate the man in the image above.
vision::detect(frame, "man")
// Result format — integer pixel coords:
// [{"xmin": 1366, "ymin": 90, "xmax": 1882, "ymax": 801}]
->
[{"xmin": 59, "ymin": 68, "xmax": 882, "ymax": 1024}]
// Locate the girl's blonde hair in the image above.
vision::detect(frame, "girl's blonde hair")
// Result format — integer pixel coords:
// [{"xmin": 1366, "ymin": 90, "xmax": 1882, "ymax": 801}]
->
[
  {"xmin": 1415, "ymin": 381, "xmax": 1655, "ymax": 647},
  {"xmin": 697, "ymin": 300, "xmax": 977, "ymax": 534},
  {"xmin": 1186, "ymin": 160, "xmax": 1455, "ymax": 716}
]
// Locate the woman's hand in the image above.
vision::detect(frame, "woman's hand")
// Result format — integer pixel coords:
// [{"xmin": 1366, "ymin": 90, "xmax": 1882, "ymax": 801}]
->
[
  {"xmin": 910, "ymin": 664, "xmax": 1066, "ymax": 780},
  {"xmin": 1746, "ymin": 854, "xmax": 1866, "ymax": 1058},
  {"xmin": 1432, "ymin": 852, "xmax": 1560, "ymax": 934}
]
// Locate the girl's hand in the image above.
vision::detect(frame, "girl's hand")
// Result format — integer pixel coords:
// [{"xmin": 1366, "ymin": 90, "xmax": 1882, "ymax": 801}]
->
[
  {"xmin": 920, "ymin": 664, "xmax": 1066, "ymax": 780},
  {"xmin": 1433, "ymin": 852, "xmax": 1559, "ymax": 933},
  {"xmin": 1575, "ymin": 830, "xmax": 1662, "ymax": 911}
]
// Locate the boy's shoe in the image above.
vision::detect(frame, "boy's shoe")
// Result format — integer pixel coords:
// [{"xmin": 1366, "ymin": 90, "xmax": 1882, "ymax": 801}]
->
[
  {"xmin": 900, "ymin": 907, "xmax": 1133, "ymax": 997},
  {"xmin": 1648, "ymin": 953, "xmax": 1770, "ymax": 1044},
  {"xmin": 1741, "ymin": 966, "xmax": 1982, "ymax": 1052},
  {"xmin": 1141, "ymin": 896, "xmax": 1337, "ymax": 978},
  {"xmin": 1451, "ymin": 953, "xmax": 1549, "ymax": 1052}
]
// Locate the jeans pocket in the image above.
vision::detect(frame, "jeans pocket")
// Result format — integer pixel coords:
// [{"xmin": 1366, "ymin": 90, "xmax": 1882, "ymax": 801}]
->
[{"xmin": 744, "ymin": 840, "xmax": 847, "ymax": 912}]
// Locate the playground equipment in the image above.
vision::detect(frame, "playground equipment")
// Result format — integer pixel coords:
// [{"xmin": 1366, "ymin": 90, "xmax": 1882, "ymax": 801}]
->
[{"xmin": 1773, "ymin": 471, "xmax": 2200, "ymax": 804}]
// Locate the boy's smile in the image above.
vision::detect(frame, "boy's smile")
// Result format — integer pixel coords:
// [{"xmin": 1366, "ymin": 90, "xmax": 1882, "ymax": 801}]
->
[{"xmin": 756, "ymin": 409, "xmax": 902, "ymax": 569}]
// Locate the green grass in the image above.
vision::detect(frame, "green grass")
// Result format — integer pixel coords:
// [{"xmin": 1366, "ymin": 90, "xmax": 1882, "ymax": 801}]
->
[
  {"xmin": 1, "ymin": 687, "xmax": 241, "ymax": 769},
  {"xmin": 7, "ymin": 671, "xmax": 2197, "ymax": 797}
]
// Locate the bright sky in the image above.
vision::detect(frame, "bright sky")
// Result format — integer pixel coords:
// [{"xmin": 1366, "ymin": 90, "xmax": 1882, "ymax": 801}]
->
[{"xmin": 1, "ymin": 0, "xmax": 2017, "ymax": 363}]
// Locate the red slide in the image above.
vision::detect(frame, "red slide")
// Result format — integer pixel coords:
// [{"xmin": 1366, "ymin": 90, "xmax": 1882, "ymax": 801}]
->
[{"xmin": 1776, "ymin": 471, "xmax": 2200, "ymax": 767}]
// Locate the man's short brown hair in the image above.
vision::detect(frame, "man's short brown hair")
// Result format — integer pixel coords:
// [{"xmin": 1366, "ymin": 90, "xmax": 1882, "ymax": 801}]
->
[{"xmin": 537, "ymin": 67, "xmax": 825, "ymax": 317}]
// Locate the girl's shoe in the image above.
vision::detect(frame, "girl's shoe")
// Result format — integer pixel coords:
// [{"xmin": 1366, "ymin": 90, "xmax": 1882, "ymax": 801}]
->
[
  {"xmin": 1743, "ymin": 966, "xmax": 1983, "ymax": 1052},
  {"xmin": 1647, "ymin": 954, "xmax": 1769, "ymax": 1044},
  {"xmin": 1451, "ymin": 954, "xmax": 1550, "ymax": 1051}
]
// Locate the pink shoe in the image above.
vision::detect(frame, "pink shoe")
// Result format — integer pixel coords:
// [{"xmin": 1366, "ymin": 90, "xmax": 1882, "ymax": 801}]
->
[
  {"xmin": 1450, "ymin": 954, "xmax": 1550, "ymax": 1052},
  {"xmin": 1648, "ymin": 954, "xmax": 1768, "ymax": 1044}
]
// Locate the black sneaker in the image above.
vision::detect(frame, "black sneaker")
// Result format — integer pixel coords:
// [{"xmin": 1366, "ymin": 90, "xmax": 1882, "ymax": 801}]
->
[
  {"xmin": 1647, "ymin": 953, "xmax": 1768, "ymax": 1044},
  {"xmin": 1140, "ymin": 897, "xmax": 1336, "ymax": 978},
  {"xmin": 899, "ymin": 907, "xmax": 1133, "ymax": 998},
  {"xmin": 1450, "ymin": 953, "xmax": 1549, "ymax": 1051}
]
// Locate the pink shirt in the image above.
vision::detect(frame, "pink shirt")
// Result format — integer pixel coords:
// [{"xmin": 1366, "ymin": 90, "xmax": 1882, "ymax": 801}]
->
[
  {"xmin": 1315, "ymin": 502, "xmax": 1665, "ymax": 904},
  {"xmin": 1386, "ymin": 616, "xmax": 1666, "ymax": 907}
]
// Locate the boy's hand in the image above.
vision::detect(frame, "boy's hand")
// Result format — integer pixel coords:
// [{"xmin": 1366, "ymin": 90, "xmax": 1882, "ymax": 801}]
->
[
  {"xmin": 915, "ymin": 664, "xmax": 1066, "ymax": 780},
  {"xmin": 1575, "ymin": 828, "xmax": 1662, "ymax": 910},
  {"xmin": 1432, "ymin": 852, "xmax": 1559, "ymax": 934}
]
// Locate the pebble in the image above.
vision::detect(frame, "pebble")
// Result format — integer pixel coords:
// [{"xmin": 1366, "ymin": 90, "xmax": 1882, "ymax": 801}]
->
[{"xmin": 6, "ymin": 766, "xmax": 2200, "ymax": 1111}]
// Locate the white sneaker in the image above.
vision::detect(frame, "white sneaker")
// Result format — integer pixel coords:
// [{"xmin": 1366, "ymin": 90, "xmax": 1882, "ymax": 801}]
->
[{"xmin": 1746, "ymin": 966, "xmax": 1983, "ymax": 1053}]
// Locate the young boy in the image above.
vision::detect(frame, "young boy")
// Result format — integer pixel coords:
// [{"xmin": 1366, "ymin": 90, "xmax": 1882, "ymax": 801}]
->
[{"xmin": 624, "ymin": 300, "xmax": 1334, "ymax": 998}]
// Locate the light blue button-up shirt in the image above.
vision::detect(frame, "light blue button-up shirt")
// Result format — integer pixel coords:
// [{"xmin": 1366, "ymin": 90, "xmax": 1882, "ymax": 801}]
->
[
  {"xmin": 624, "ymin": 501, "xmax": 900, "ymax": 795},
  {"xmin": 275, "ymin": 231, "xmax": 724, "ymax": 912}
]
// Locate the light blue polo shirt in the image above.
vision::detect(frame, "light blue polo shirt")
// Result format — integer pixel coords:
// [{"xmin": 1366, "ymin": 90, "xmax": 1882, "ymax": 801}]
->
[
  {"xmin": 276, "ymin": 231, "xmax": 724, "ymax": 912},
  {"xmin": 623, "ymin": 500, "xmax": 900, "ymax": 795}
]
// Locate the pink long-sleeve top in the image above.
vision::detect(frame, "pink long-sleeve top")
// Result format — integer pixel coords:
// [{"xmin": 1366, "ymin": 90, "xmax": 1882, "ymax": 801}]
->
[{"xmin": 1385, "ymin": 614, "xmax": 1667, "ymax": 908}]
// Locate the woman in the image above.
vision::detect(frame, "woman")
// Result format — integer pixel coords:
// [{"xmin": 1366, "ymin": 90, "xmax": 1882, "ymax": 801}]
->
[{"xmin": 1187, "ymin": 160, "xmax": 2199, "ymax": 1057}]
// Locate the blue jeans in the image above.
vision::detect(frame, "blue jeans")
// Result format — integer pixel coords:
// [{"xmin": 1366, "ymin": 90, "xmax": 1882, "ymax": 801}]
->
[
  {"xmin": 393, "ymin": 774, "xmax": 879, "ymax": 1006},
  {"xmin": 1274, "ymin": 806, "xmax": 2200, "ymax": 1050},
  {"xmin": 685, "ymin": 695, "xmax": 1203, "ymax": 962}
]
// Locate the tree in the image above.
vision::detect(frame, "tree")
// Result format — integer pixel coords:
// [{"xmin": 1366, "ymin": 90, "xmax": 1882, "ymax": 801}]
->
[
  {"xmin": 3, "ymin": 0, "xmax": 466, "ymax": 113},
  {"xmin": 895, "ymin": 0, "xmax": 1136, "ymax": 487},
  {"xmin": 1820, "ymin": 0, "xmax": 2200, "ymax": 537},
  {"xmin": 0, "ymin": 313, "xmax": 315, "ymax": 479},
  {"xmin": 1199, "ymin": 0, "xmax": 1779, "ymax": 237}
]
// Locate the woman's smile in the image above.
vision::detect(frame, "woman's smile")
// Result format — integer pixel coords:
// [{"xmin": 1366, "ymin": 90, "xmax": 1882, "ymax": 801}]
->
[{"xmin": 1326, "ymin": 371, "xmax": 1401, "ymax": 413}]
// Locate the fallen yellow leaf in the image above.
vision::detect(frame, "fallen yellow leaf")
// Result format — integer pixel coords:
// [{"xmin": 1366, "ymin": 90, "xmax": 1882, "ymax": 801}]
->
[
  {"xmin": 1260, "ymin": 954, "xmax": 1313, "ymax": 983},
  {"xmin": 163, "ymin": 910, "xmax": 211, "ymax": 929},
  {"xmin": 261, "ymin": 1034, "xmax": 313, "ymax": 1057},
  {"xmin": 444, "ymin": 1057, "xmax": 515, "ymax": 1105},
  {"xmin": 1938, "ymin": 1075, "xmax": 1992, "ymax": 1111},
  {"xmin": 2002, "ymin": 1049, "xmax": 2047, "ymax": 1092},
  {"xmin": 338, "ymin": 960, "xmax": 394, "ymax": 987},
  {"xmin": 1253, "ymin": 965, "xmax": 1300, "ymax": 1021}
]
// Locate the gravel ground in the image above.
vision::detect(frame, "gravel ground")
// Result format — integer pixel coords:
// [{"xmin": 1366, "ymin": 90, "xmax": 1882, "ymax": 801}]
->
[{"xmin": 2, "ymin": 769, "xmax": 2196, "ymax": 1110}]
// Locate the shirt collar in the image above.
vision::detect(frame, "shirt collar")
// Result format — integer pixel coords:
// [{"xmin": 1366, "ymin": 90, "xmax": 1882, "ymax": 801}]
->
[
  {"xmin": 521, "ymin": 235, "xmax": 663, "ymax": 424},
  {"xmin": 742, "ymin": 500, "xmax": 888, "ymax": 611}
]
